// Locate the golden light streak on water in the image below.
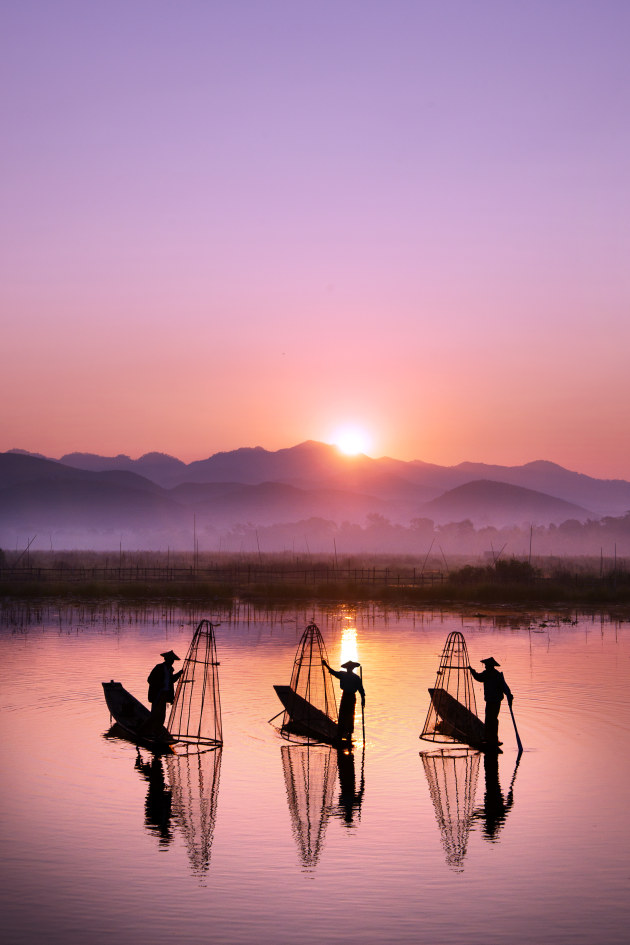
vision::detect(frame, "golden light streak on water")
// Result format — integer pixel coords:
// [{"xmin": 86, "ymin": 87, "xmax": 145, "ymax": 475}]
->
[{"xmin": 339, "ymin": 622, "xmax": 359, "ymax": 667}]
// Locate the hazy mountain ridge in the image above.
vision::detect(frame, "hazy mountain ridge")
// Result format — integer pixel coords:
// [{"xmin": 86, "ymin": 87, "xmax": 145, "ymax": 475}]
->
[
  {"xmin": 59, "ymin": 450, "xmax": 187, "ymax": 483},
  {"xmin": 0, "ymin": 478, "xmax": 184, "ymax": 528},
  {"xmin": 3, "ymin": 442, "xmax": 629, "ymax": 551},
  {"xmin": 32, "ymin": 441, "xmax": 630, "ymax": 514},
  {"xmin": 446, "ymin": 459, "xmax": 630, "ymax": 513},
  {"xmin": 2, "ymin": 451, "xmax": 165, "ymax": 495}
]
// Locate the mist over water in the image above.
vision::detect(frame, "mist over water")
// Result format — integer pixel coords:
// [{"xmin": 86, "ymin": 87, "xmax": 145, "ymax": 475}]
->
[{"xmin": 1, "ymin": 602, "xmax": 629, "ymax": 945}]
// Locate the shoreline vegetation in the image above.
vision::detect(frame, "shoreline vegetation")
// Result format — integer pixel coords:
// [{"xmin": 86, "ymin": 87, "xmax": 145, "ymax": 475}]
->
[{"xmin": 1, "ymin": 550, "xmax": 630, "ymax": 608}]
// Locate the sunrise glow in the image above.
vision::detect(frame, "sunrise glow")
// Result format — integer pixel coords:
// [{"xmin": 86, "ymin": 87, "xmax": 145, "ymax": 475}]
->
[
  {"xmin": 1, "ymin": 3, "xmax": 629, "ymax": 480},
  {"xmin": 332, "ymin": 427, "xmax": 372, "ymax": 456}
]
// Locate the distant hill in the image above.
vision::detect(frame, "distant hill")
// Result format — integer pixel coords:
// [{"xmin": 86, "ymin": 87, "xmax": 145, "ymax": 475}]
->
[
  {"xmin": 0, "ymin": 478, "xmax": 184, "ymax": 529},
  {"xmin": 421, "ymin": 479, "xmax": 593, "ymax": 527},
  {"xmin": 0, "ymin": 453, "xmax": 183, "ymax": 530},
  {"xmin": 437, "ymin": 460, "xmax": 630, "ymax": 516},
  {"xmin": 3, "ymin": 443, "xmax": 629, "ymax": 551},
  {"xmin": 49, "ymin": 441, "xmax": 630, "ymax": 515},
  {"xmin": 181, "ymin": 441, "xmax": 424, "ymax": 499},
  {"xmin": 1, "ymin": 451, "xmax": 164, "ymax": 494},
  {"xmin": 59, "ymin": 450, "xmax": 187, "ymax": 485}
]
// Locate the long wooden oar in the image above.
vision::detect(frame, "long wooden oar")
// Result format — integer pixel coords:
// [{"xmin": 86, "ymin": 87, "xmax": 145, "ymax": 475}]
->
[
  {"xmin": 360, "ymin": 665, "xmax": 366, "ymax": 744},
  {"xmin": 508, "ymin": 700, "xmax": 523, "ymax": 754}
]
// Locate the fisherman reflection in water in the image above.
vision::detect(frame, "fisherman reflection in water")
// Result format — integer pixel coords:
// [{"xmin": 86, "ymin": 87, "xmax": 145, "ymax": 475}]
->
[
  {"xmin": 135, "ymin": 752, "xmax": 173, "ymax": 845},
  {"xmin": 322, "ymin": 659, "xmax": 365, "ymax": 740},
  {"xmin": 473, "ymin": 751, "xmax": 517, "ymax": 840},
  {"xmin": 335, "ymin": 746, "xmax": 365, "ymax": 825},
  {"xmin": 147, "ymin": 649, "xmax": 182, "ymax": 732},
  {"xmin": 468, "ymin": 656, "xmax": 512, "ymax": 751}
]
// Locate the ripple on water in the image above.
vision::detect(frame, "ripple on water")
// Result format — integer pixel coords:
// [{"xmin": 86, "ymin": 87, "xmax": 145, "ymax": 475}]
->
[{"xmin": 1, "ymin": 608, "xmax": 630, "ymax": 945}]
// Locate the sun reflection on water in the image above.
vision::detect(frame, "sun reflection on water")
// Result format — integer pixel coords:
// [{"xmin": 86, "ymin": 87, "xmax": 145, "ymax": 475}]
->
[{"xmin": 339, "ymin": 622, "xmax": 359, "ymax": 667}]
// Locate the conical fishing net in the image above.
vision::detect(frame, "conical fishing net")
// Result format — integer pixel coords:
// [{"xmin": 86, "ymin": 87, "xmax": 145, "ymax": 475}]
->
[
  {"xmin": 281, "ymin": 743, "xmax": 337, "ymax": 868},
  {"xmin": 421, "ymin": 748, "xmax": 480, "ymax": 870},
  {"xmin": 168, "ymin": 619, "xmax": 223, "ymax": 747},
  {"xmin": 420, "ymin": 631, "xmax": 484, "ymax": 747},
  {"xmin": 279, "ymin": 622, "xmax": 338, "ymax": 742}
]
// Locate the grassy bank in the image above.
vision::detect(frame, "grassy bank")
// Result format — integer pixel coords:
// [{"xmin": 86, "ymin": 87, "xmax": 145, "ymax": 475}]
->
[
  {"xmin": 2, "ymin": 550, "xmax": 630, "ymax": 607},
  {"xmin": 2, "ymin": 574, "xmax": 630, "ymax": 608}
]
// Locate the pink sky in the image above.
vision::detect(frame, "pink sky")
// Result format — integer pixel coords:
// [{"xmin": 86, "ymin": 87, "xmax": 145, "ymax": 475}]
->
[{"xmin": 2, "ymin": 1, "xmax": 630, "ymax": 479}]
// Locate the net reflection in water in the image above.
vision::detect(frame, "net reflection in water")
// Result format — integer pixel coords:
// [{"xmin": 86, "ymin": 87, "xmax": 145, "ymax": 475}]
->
[
  {"xmin": 281, "ymin": 743, "xmax": 337, "ymax": 868},
  {"xmin": 165, "ymin": 747, "xmax": 222, "ymax": 876},
  {"xmin": 421, "ymin": 748, "xmax": 480, "ymax": 870}
]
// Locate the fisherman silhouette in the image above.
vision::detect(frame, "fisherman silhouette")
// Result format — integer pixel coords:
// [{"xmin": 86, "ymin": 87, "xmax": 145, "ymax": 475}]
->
[
  {"xmin": 322, "ymin": 659, "xmax": 365, "ymax": 740},
  {"xmin": 335, "ymin": 745, "xmax": 365, "ymax": 826},
  {"xmin": 472, "ymin": 751, "xmax": 517, "ymax": 841},
  {"xmin": 468, "ymin": 656, "xmax": 513, "ymax": 750},
  {"xmin": 147, "ymin": 649, "xmax": 183, "ymax": 732},
  {"xmin": 135, "ymin": 752, "xmax": 173, "ymax": 845}
]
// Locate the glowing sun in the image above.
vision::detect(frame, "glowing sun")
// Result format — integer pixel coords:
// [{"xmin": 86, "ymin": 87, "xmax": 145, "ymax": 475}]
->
[{"xmin": 332, "ymin": 427, "xmax": 372, "ymax": 456}]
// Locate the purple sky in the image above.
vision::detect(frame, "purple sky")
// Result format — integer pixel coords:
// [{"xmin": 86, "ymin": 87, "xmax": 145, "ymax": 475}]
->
[{"xmin": 2, "ymin": 1, "xmax": 630, "ymax": 478}]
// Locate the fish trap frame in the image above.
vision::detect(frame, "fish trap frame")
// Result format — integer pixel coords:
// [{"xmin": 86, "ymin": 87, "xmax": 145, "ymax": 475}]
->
[
  {"xmin": 279, "ymin": 622, "xmax": 338, "ymax": 743},
  {"xmin": 168, "ymin": 619, "xmax": 223, "ymax": 748},
  {"xmin": 421, "ymin": 631, "xmax": 483, "ymax": 747}
]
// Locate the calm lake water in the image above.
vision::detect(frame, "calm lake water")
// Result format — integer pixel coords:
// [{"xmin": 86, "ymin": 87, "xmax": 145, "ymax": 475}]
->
[{"xmin": 1, "ymin": 601, "xmax": 629, "ymax": 945}]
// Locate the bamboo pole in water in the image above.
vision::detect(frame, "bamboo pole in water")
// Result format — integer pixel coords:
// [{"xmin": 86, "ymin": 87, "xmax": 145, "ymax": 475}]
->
[{"xmin": 508, "ymin": 701, "xmax": 523, "ymax": 754}]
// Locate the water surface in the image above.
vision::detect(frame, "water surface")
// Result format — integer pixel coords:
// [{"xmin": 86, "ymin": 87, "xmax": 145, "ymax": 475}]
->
[{"xmin": 1, "ymin": 603, "xmax": 629, "ymax": 945}]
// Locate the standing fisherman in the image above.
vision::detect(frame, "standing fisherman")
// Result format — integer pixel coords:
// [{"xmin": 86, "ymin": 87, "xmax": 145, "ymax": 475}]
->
[
  {"xmin": 468, "ymin": 656, "xmax": 513, "ymax": 751},
  {"xmin": 147, "ymin": 650, "xmax": 183, "ymax": 732},
  {"xmin": 322, "ymin": 659, "xmax": 365, "ymax": 741}
]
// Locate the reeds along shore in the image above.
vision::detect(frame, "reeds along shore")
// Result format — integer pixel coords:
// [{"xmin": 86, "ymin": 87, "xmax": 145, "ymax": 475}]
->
[{"xmin": 1, "ymin": 551, "xmax": 630, "ymax": 606}]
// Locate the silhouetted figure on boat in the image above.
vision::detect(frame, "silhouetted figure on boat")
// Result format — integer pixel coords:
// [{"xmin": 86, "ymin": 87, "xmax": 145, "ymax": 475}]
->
[
  {"xmin": 473, "ymin": 750, "xmax": 516, "ymax": 841},
  {"xmin": 147, "ymin": 649, "xmax": 182, "ymax": 731},
  {"xmin": 335, "ymin": 745, "xmax": 365, "ymax": 825},
  {"xmin": 468, "ymin": 656, "xmax": 512, "ymax": 750},
  {"xmin": 322, "ymin": 659, "xmax": 365, "ymax": 740},
  {"xmin": 135, "ymin": 752, "xmax": 173, "ymax": 845}
]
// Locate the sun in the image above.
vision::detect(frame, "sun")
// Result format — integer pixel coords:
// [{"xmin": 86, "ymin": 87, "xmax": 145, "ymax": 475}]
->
[{"xmin": 332, "ymin": 427, "xmax": 372, "ymax": 456}]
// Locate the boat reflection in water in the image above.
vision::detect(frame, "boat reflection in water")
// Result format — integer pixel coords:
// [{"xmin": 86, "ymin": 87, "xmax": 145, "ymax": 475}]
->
[
  {"xmin": 421, "ymin": 748, "xmax": 481, "ymax": 871},
  {"xmin": 135, "ymin": 746, "xmax": 222, "ymax": 876},
  {"xmin": 333, "ymin": 744, "xmax": 365, "ymax": 827},
  {"xmin": 472, "ymin": 750, "xmax": 520, "ymax": 841},
  {"xmin": 281, "ymin": 743, "xmax": 337, "ymax": 869}
]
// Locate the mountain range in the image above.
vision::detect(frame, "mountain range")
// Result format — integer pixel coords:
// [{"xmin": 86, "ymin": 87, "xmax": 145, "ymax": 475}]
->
[{"xmin": 2, "ymin": 441, "xmax": 630, "ymax": 551}]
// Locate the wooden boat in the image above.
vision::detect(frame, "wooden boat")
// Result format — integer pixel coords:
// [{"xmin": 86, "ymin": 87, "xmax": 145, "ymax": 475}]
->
[
  {"xmin": 428, "ymin": 687, "xmax": 486, "ymax": 750},
  {"xmin": 274, "ymin": 684, "xmax": 340, "ymax": 745},
  {"xmin": 102, "ymin": 680, "xmax": 175, "ymax": 752}
]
